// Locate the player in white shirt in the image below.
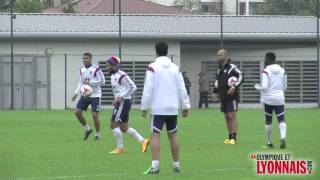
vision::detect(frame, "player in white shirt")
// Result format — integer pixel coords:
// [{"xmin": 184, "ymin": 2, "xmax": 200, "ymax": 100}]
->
[
  {"xmin": 141, "ymin": 42, "xmax": 190, "ymax": 174},
  {"xmin": 71, "ymin": 52, "xmax": 105, "ymax": 140},
  {"xmin": 106, "ymin": 56, "xmax": 150, "ymax": 154},
  {"xmin": 255, "ymin": 52, "xmax": 287, "ymax": 149}
]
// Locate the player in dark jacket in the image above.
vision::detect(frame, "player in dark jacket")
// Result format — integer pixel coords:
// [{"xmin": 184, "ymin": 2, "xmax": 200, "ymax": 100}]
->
[{"xmin": 213, "ymin": 49, "xmax": 243, "ymax": 145}]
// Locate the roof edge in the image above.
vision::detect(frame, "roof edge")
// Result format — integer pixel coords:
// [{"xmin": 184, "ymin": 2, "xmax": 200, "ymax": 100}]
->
[{"xmin": 0, "ymin": 32, "xmax": 317, "ymax": 42}]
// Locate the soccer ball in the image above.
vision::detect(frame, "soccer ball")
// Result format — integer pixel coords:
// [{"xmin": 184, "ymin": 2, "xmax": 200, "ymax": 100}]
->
[
  {"xmin": 80, "ymin": 85, "xmax": 93, "ymax": 97},
  {"xmin": 228, "ymin": 76, "xmax": 237, "ymax": 87}
]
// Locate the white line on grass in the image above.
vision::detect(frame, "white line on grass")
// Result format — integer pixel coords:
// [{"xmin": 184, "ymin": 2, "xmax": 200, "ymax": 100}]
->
[{"xmin": 11, "ymin": 168, "xmax": 252, "ymax": 180}]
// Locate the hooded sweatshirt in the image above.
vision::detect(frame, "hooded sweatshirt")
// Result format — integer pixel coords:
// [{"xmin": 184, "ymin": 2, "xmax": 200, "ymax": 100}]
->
[
  {"xmin": 141, "ymin": 56, "xmax": 190, "ymax": 115},
  {"xmin": 255, "ymin": 64, "xmax": 287, "ymax": 105}
]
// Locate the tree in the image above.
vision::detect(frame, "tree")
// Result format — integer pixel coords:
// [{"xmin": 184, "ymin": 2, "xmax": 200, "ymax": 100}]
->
[
  {"xmin": 0, "ymin": 0, "xmax": 10, "ymax": 12},
  {"xmin": 13, "ymin": 0, "xmax": 44, "ymax": 13},
  {"xmin": 174, "ymin": 0, "xmax": 200, "ymax": 12},
  {"xmin": 63, "ymin": 2, "xmax": 75, "ymax": 13},
  {"xmin": 254, "ymin": 0, "xmax": 318, "ymax": 16}
]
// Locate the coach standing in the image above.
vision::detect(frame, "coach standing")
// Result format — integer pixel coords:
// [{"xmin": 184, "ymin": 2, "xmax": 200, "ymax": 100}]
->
[{"xmin": 213, "ymin": 49, "xmax": 243, "ymax": 145}]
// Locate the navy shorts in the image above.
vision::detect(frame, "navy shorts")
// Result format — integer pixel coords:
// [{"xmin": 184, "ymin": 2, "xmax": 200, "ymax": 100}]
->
[
  {"xmin": 76, "ymin": 96, "xmax": 101, "ymax": 112},
  {"xmin": 221, "ymin": 100, "xmax": 238, "ymax": 113},
  {"xmin": 151, "ymin": 115, "xmax": 178, "ymax": 133},
  {"xmin": 264, "ymin": 103, "xmax": 285, "ymax": 125},
  {"xmin": 111, "ymin": 99, "xmax": 132, "ymax": 123}
]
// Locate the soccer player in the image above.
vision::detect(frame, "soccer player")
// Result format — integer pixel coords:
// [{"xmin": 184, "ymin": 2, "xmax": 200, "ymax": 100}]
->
[
  {"xmin": 141, "ymin": 42, "xmax": 190, "ymax": 174},
  {"xmin": 213, "ymin": 49, "xmax": 243, "ymax": 145},
  {"xmin": 106, "ymin": 56, "xmax": 150, "ymax": 154},
  {"xmin": 72, "ymin": 52, "xmax": 105, "ymax": 140},
  {"xmin": 254, "ymin": 52, "xmax": 287, "ymax": 149}
]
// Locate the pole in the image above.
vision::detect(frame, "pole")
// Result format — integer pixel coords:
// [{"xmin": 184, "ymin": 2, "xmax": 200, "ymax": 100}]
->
[
  {"xmin": 10, "ymin": 0, "xmax": 14, "ymax": 109},
  {"xmin": 118, "ymin": 0, "xmax": 122, "ymax": 60},
  {"xmin": 220, "ymin": 0, "xmax": 223, "ymax": 48},
  {"xmin": 317, "ymin": 0, "xmax": 320, "ymax": 108},
  {"xmin": 64, "ymin": 54, "xmax": 67, "ymax": 109},
  {"xmin": 236, "ymin": 0, "xmax": 239, "ymax": 15},
  {"xmin": 113, "ymin": 0, "xmax": 115, "ymax": 14}
]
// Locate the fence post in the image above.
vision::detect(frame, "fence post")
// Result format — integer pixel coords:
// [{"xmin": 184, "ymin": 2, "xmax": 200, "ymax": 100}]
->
[
  {"xmin": 317, "ymin": 0, "xmax": 320, "ymax": 108},
  {"xmin": 65, "ymin": 54, "xmax": 67, "ymax": 109}
]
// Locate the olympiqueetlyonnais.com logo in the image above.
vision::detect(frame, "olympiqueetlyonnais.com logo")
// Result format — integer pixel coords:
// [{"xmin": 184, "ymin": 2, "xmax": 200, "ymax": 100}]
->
[{"xmin": 250, "ymin": 153, "xmax": 314, "ymax": 175}]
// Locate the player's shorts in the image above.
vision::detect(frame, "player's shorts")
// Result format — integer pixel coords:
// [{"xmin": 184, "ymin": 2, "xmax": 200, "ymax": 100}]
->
[
  {"xmin": 221, "ymin": 100, "xmax": 238, "ymax": 113},
  {"xmin": 111, "ymin": 99, "xmax": 132, "ymax": 123},
  {"xmin": 264, "ymin": 103, "xmax": 285, "ymax": 124},
  {"xmin": 76, "ymin": 96, "xmax": 101, "ymax": 112},
  {"xmin": 151, "ymin": 115, "xmax": 178, "ymax": 133}
]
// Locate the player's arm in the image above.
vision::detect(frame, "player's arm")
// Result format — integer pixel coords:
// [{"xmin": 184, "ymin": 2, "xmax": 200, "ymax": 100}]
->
[
  {"xmin": 186, "ymin": 77, "xmax": 191, "ymax": 87},
  {"xmin": 177, "ymin": 72, "xmax": 190, "ymax": 117},
  {"xmin": 227, "ymin": 67, "xmax": 243, "ymax": 95},
  {"xmin": 255, "ymin": 70, "xmax": 268, "ymax": 91},
  {"xmin": 119, "ymin": 75, "xmax": 137, "ymax": 98},
  {"xmin": 213, "ymin": 71, "xmax": 219, "ymax": 93},
  {"xmin": 231, "ymin": 67, "xmax": 244, "ymax": 88},
  {"xmin": 283, "ymin": 71, "xmax": 287, "ymax": 91},
  {"xmin": 141, "ymin": 66, "xmax": 154, "ymax": 117},
  {"xmin": 89, "ymin": 67, "xmax": 105, "ymax": 87},
  {"xmin": 72, "ymin": 72, "xmax": 83, "ymax": 101}
]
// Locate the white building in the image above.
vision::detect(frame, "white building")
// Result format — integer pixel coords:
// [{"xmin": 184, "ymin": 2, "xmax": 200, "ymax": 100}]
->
[
  {"xmin": 200, "ymin": 0, "xmax": 264, "ymax": 15},
  {"xmin": 0, "ymin": 14, "xmax": 318, "ymax": 109}
]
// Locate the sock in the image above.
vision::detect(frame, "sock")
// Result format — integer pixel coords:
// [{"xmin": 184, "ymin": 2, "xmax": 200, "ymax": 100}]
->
[
  {"xmin": 152, "ymin": 160, "xmax": 159, "ymax": 169},
  {"xmin": 84, "ymin": 124, "xmax": 91, "ymax": 132},
  {"xmin": 229, "ymin": 133, "xmax": 237, "ymax": 141},
  {"xmin": 112, "ymin": 127, "xmax": 124, "ymax": 148},
  {"xmin": 95, "ymin": 132, "xmax": 101, "ymax": 137},
  {"xmin": 279, "ymin": 122, "xmax": 286, "ymax": 140},
  {"xmin": 173, "ymin": 161, "xmax": 180, "ymax": 168},
  {"xmin": 126, "ymin": 127, "xmax": 144, "ymax": 143},
  {"xmin": 265, "ymin": 125, "xmax": 273, "ymax": 144}
]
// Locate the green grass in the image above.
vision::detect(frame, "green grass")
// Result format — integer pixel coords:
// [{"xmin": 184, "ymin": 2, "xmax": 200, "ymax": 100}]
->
[{"xmin": 0, "ymin": 108, "xmax": 319, "ymax": 180}]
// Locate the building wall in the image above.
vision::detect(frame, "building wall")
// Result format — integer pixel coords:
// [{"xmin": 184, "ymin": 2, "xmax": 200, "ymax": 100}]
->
[
  {"xmin": 180, "ymin": 42, "xmax": 317, "ymax": 108},
  {"xmin": 0, "ymin": 39, "xmax": 181, "ymax": 109},
  {"xmin": 1, "ymin": 40, "xmax": 317, "ymax": 109}
]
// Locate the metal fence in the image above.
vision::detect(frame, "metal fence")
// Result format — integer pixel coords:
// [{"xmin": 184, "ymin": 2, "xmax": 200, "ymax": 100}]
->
[{"xmin": 0, "ymin": 53, "xmax": 317, "ymax": 109}]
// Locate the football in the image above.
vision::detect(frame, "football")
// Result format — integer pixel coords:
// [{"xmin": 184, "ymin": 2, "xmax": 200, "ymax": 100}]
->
[
  {"xmin": 80, "ymin": 85, "xmax": 93, "ymax": 97},
  {"xmin": 228, "ymin": 76, "xmax": 237, "ymax": 87}
]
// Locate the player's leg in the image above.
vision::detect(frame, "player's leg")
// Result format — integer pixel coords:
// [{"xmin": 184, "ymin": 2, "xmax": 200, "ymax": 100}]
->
[
  {"xmin": 91, "ymin": 97, "xmax": 101, "ymax": 140},
  {"xmin": 144, "ymin": 115, "xmax": 165, "ymax": 174},
  {"xmin": 263, "ymin": 103, "xmax": 274, "ymax": 148},
  {"xmin": 92, "ymin": 112, "xmax": 100, "ymax": 140},
  {"xmin": 75, "ymin": 97, "xmax": 92, "ymax": 140},
  {"xmin": 221, "ymin": 101, "xmax": 231, "ymax": 144},
  {"xmin": 199, "ymin": 92, "xmax": 203, "ymax": 108},
  {"xmin": 204, "ymin": 91, "xmax": 209, "ymax": 108},
  {"xmin": 109, "ymin": 102, "xmax": 124, "ymax": 154},
  {"xmin": 224, "ymin": 100, "xmax": 238, "ymax": 144},
  {"xmin": 117, "ymin": 99, "xmax": 149, "ymax": 152},
  {"xmin": 120, "ymin": 122, "xmax": 150, "ymax": 152},
  {"xmin": 166, "ymin": 116, "xmax": 180, "ymax": 173},
  {"xmin": 275, "ymin": 105, "xmax": 286, "ymax": 149}
]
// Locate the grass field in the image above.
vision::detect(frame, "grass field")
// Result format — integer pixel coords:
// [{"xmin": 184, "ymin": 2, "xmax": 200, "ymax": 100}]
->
[{"xmin": 0, "ymin": 108, "xmax": 319, "ymax": 180}]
